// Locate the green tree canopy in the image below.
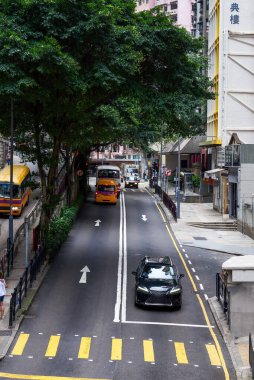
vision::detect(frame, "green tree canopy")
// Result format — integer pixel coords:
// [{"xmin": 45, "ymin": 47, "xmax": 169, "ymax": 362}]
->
[{"xmin": 0, "ymin": 0, "xmax": 212, "ymax": 229}]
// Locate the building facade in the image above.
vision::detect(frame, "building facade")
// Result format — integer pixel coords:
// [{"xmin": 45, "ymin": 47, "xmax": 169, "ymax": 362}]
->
[
  {"xmin": 201, "ymin": 0, "xmax": 254, "ymax": 237},
  {"xmin": 136, "ymin": 0, "xmax": 196, "ymax": 33}
]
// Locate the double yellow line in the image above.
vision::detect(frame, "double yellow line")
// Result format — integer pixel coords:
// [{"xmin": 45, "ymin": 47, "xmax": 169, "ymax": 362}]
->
[{"xmin": 156, "ymin": 203, "xmax": 230, "ymax": 380}]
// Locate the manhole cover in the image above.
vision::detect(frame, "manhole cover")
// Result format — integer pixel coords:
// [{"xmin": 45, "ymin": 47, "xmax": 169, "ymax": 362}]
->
[
  {"xmin": 0, "ymin": 330, "xmax": 12, "ymax": 336},
  {"xmin": 193, "ymin": 237, "xmax": 207, "ymax": 241}
]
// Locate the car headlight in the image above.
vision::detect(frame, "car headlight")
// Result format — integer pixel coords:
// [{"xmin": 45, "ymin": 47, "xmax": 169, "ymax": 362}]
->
[
  {"xmin": 126, "ymin": 182, "xmax": 129, "ymax": 184},
  {"xmin": 137, "ymin": 285, "xmax": 150, "ymax": 293},
  {"xmin": 169, "ymin": 287, "xmax": 181, "ymax": 295},
  {"xmin": 12, "ymin": 206, "xmax": 20, "ymax": 211}
]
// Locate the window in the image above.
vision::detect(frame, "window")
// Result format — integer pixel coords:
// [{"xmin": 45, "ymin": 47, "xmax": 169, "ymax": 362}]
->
[
  {"xmin": 98, "ymin": 185, "xmax": 115, "ymax": 192},
  {"xmin": 98, "ymin": 169, "xmax": 120, "ymax": 179},
  {"xmin": 141, "ymin": 264, "xmax": 176, "ymax": 283},
  {"xmin": 171, "ymin": 13, "xmax": 178, "ymax": 22},
  {"xmin": 171, "ymin": 1, "xmax": 178, "ymax": 10}
]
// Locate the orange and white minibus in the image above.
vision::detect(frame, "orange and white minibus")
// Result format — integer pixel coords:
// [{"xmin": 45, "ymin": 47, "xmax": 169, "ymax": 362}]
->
[
  {"xmin": 96, "ymin": 165, "xmax": 121, "ymax": 197},
  {"xmin": 0, "ymin": 165, "xmax": 31, "ymax": 216},
  {"xmin": 95, "ymin": 179, "xmax": 118, "ymax": 205}
]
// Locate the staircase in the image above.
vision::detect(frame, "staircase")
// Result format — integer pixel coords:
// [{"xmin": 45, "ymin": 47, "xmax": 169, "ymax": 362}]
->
[{"xmin": 187, "ymin": 221, "xmax": 237, "ymax": 231}]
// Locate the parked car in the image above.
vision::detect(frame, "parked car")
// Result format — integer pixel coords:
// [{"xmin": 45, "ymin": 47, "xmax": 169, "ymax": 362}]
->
[{"xmin": 132, "ymin": 256, "xmax": 184, "ymax": 309}]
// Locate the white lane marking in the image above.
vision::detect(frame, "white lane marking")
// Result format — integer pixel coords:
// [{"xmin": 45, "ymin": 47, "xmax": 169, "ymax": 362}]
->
[
  {"xmin": 113, "ymin": 193, "xmax": 123, "ymax": 322},
  {"xmin": 122, "ymin": 320, "xmax": 214, "ymax": 328},
  {"xmin": 185, "ymin": 254, "xmax": 189, "ymax": 258},
  {"xmin": 204, "ymin": 294, "xmax": 208, "ymax": 300},
  {"xmin": 191, "ymin": 267, "xmax": 196, "ymax": 273},
  {"xmin": 121, "ymin": 191, "xmax": 127, "ymax": 322},
  {"xmin": 79, "ymin": 266, "xmax": 90, "ymax": 284},
  {"xmin": 188, "ymin": 260, "xmax": 192, "ymax": 265},
  {"xmin": 195, "ymin": 275, "xmax": 200, "ymax": 281},
  {"xmin": 200, "ymin": 283, "xmax": 204, "ymax": 290}
]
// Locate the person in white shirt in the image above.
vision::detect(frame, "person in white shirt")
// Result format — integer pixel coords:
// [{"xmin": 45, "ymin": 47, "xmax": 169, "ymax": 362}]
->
[{"xmin": 0, "ymin": 273, "xmax": 7, "ymax": 319}]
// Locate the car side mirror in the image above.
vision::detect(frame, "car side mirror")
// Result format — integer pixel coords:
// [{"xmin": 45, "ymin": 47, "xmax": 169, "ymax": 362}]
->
[
  {"xmin": 132, "ymin": 271, "xmax": 137, "ymax": 275},
  {"xmin": 179, "ymin": 273, "xmax": 185, "ymax": 278}
]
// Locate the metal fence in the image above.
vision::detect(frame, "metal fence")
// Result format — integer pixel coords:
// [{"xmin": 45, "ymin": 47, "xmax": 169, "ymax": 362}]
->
[
  {"xmin": 216, "ymin": 272, "xmax": 231, "ymax": 327},
  {"xmin": 1, "ymin": 199, "xmax": 41, "ymax": 278},
  {"xmin": 154, "ymin": 184, "xmax": 177, "ymax": 222},
  {"xmin": 9, "ymin": 243, "xmax": 46, "ymax": 328},
  {"xmin": 249, "ymin": 333, "xmax": 254, "ymax": 379}
]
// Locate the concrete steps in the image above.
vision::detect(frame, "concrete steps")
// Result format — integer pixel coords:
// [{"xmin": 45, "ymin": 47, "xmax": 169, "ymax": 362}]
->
[{"xmin": 187, "ymin": 221, "xmax": 237, "ymax": 231}]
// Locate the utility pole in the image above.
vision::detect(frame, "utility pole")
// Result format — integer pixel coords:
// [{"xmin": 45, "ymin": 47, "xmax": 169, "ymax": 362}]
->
[
  {"xmin": 176, "ymin": 139, "xmax": 181, "ymax": 218},
  {"xmin": 9, "ymin": 98, "xmax": 14, "ymax": 244}
]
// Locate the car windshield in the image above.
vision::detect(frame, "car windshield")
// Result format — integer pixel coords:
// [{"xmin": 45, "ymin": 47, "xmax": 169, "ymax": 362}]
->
[
  {"xmin": 0, "ymin": 183, "xmax": 20, "ymax": 198},
  {"xmin": 98, "ymin": 185, "xmax": 115, "ymax": 192},
  {"xmin": 141, "ymin": 264, "xmax": 176, "ymax": 280},
  {"xmin": 98, "ymin": 169, "xmax": 119, "ymax": 179}
]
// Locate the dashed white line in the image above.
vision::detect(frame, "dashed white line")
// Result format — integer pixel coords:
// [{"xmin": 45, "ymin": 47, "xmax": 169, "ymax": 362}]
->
[
  {"xmin": 185, "ymin": 254, "xmax": 189, "ymax": 258},
  {"xmin": 191, "ymin": 268, "xmax": 196, "ymax": 273},
  {"xmin": 200, "ymin": 283, "xmax": 204, "ymax": 290},
  {"xmin": 188, "ymin": 260, "xmax": 192, "ymax": 265},
  {"xmin": 204, "ymin": 294, "xmax": 208, "ymax": 300},
  {"xmin": 195, "ymin": 275, "xmax": 200, "ymax": 281},
  {"xmin": 182, "ymin": 248, "xmax": 185, "ymax": 252}
]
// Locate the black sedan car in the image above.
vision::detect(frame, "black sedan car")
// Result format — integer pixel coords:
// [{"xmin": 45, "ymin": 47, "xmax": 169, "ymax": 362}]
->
[{"xmin": 132, "ymin": 256, "xmax": 184, "ymax": 309}]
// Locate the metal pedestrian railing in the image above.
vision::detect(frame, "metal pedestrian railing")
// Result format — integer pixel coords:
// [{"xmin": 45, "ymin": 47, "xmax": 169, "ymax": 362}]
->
[
  {"xmin": 249, "ymin": 333, "xmax": 254, "ymax": 379},
  {"xmin": 216, "ymin": 272, "xmax": 231, "ymax": 328},
  {"xmin": 1, "ymin": 199, "xmax": 41, "ymax": 278},
  {"xmin": 154, "ymin": 184, "xmax": 177, "ymax": 222},
  {"xmin": 9, "ymin": 243, "xmax": 46, "ymax": 328}
]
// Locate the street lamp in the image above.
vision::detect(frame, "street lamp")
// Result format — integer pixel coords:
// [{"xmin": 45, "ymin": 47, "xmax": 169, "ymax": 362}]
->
[
  {"xmin": 9, "ymin": 98, "xmax": 14, "ymax": 245},
  {"xmin": 176, "ymin": 138, "xmax": 181, "ymax": 218}
]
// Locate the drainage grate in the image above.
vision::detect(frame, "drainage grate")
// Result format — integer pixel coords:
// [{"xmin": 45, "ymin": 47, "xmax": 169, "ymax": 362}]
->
[
  {"xmin": 193, "ymin": 237, "xmax": 207, "ymax": 241},
  {"xmin": 0, "ymin": 330, "xmax": 12, "ymax": 336}
]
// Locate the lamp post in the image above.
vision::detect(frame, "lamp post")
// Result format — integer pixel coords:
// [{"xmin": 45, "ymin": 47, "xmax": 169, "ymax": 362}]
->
[
  {"xmin": 9, "ymin": 98, "xmax": 14, "ymax": 245},
  {"xmin": 176, "ymin": 138, "xmax": 181, "ymax": 218}
]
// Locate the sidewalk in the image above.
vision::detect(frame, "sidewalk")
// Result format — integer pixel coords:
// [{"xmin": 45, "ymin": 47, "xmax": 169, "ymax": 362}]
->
[
  {"xmin": 0, "ymin": 209, "xmax": 47, "ymax": 360},
  {"xmin": 153, "ymin": 189, "xmax": 253, "ymax": 379}
]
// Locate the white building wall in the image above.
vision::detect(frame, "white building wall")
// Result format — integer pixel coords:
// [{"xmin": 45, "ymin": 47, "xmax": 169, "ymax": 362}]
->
[
  {"xmin": 238, "ymin": 164, "xmax": 254, "ymax": 234},
  {"xmin": 219, "ymin": 0, "xmax": 254, "ymax": 146}
]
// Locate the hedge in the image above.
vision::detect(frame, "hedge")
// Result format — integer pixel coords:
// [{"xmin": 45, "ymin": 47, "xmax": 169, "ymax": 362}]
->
[{"xmin": 46, "ymin": 198, "xmax": 82, "ymax": 260}]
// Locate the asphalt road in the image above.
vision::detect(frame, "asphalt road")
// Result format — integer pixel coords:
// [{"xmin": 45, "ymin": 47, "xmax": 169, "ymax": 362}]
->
[{"xmin": 0, "ymin": 187, "xmax": 236, "ymax": 380}]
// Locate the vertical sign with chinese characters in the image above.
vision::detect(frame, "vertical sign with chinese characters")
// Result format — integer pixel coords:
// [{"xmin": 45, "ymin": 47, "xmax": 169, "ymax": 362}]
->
[{"xmin": 230, "ymin": 2, "xmax": 240, "ymax": 25}]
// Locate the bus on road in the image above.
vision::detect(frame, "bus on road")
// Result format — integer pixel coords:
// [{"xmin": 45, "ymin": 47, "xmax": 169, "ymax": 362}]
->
[
  {"xmin": 95, "ymin": 179, "xmax": 118, "ymax": 205},
  {"xmin": 96, "ymin": 165, "xmax": 121, "ymax": 197},
  {"xmin": 0, "ymin": 165, "xmax": 31, "ymax": 216}
]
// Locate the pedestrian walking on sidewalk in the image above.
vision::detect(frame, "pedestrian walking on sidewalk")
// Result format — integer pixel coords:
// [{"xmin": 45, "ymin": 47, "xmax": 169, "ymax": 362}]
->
[{"xmin": 0, "ymin": 273, "xmax": 7, "ymax": 319}]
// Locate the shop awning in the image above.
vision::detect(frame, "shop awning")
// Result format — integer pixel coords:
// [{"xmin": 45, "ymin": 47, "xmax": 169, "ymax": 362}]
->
[{"xmin": 204, "ymin": 168, "xmax": 224, "ymax": 179}]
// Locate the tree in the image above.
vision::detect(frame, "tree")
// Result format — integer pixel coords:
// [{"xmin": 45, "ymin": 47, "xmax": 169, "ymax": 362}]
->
[{"xmin": 0, "ymin": 0, "xmax": 213, "ymax": 234}]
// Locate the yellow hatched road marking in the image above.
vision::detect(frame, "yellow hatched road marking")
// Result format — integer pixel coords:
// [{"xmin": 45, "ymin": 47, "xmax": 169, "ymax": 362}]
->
[
  {"xmin": 206, "ymin": 344, "xmax": 222, "ymax": 366},
  {"xmin": 45, "ymin": 335, "xmax": 61, "ymax": 357},
  {"xmin": 78, "ymin": 337, "xmax": 91, "ymax": 359},
  {"xmin": 111, "ymin": 338, "xmax": 122, "ymax": 360},
  {"xmin": 174, "ymin": 342, "xmax": 188, "ymax": 364},
  {"xmin": 143, "ymin": 340, "xmax": 155, "ymax": 362},
  {"xmin": 0, "ymin": 373, "xmax": 111, "ymax": 380},
  {"xmin": 11, "ymin": 333, "xmax": 29, "ymax": 356}
]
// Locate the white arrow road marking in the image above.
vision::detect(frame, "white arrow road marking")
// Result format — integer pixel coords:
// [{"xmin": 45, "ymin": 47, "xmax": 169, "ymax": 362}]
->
[
  {"xmin": 95, "ymin": 219, "xmax": 101, "ymax": 227},
  {"xmin": 79, "ymin": 266, "xmax": 90, "ymax": 283},
  {"xmin": 141, "ymin": 215, "xmax": 147, "ymax": 222}
]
